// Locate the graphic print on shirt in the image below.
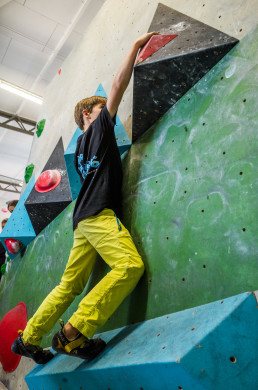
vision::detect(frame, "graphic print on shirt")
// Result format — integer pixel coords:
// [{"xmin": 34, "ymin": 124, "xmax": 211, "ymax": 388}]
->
[{"xmin": 78, "ymin": 154, "xmax": 99, "ymax": 179}]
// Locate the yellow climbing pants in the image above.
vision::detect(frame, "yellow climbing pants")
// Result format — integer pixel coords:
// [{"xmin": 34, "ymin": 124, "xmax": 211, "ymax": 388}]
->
[{"xmin": 23, "ymin": 209, "xmax": 144, "ymax": 345}]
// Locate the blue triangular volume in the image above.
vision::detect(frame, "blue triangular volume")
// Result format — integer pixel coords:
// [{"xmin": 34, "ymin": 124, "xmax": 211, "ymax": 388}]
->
[
  {"xmin": 64, "ymin": 127, "xmax": 83, "ymax": 200},
  {"xmin": 25, "ymin": 292, "xmax": 257, "ymax": 390},
  {"xmin": 95, "ymin": 83, "xmax": 108, "ymax": 97},
  {"xmin": 95, "ymin": 83, "xmax": 132, "ymax": 155},
  {"xmin": 0, "ymin": 176, "xmax": 36, "ymax": 258}
]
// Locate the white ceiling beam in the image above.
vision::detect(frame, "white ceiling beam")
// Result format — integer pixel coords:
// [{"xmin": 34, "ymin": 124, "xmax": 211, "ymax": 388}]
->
[
  {"xmin": 0, "ymin": 0, "xmax": 12, "ymax": 7},
  {"xmin": 16, "ymin": 0, "xmax": 92, "ymax": 115}
]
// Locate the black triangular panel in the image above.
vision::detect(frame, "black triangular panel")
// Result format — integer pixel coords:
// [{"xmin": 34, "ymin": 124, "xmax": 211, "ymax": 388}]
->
[
  {"xmin": 132, "ymin": 3, "xmax": 238, "ymax": 141},
  {"xmin": 25, "ymin": 138, "xmax": 72, "ymax": 235}
]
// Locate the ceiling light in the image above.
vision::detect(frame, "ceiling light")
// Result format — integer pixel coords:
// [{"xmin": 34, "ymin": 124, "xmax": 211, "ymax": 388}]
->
[{"xmin": 0, "ymin": 80, "xmax": 43, "ymax": 105}]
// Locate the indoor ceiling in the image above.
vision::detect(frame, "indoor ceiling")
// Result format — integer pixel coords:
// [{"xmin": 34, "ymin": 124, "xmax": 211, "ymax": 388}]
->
[{"xmin": 0, "ymin": 0, "xmax": 105, "ymax": 218}]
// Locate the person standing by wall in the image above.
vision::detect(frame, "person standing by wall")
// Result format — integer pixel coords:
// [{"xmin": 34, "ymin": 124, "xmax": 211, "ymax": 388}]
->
[{"xmin": 0, "ymin": 218, "xmax": 8, "ymax": 280}]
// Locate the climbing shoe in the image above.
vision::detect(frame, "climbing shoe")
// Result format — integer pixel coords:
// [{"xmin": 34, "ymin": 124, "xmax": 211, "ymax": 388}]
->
[
  {"xmin": 51, "ymin": 320, "xmax": 106, "ymax": 360},
  {"xmin": 11, "ymin": 331, "xmax": 54, "ymax": 364}
]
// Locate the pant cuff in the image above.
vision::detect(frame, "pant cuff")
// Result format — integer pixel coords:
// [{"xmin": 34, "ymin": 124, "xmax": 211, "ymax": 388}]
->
[
  {"xmin": 68, "ymin": 316, "xmax": 97, "ymax": 339},
  {"xmin": 22, "ymin": 329, "xmax": 42, "ymax": 346}
]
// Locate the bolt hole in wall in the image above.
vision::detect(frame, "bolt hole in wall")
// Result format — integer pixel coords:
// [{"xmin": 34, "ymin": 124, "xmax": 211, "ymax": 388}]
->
[{"xmin": 230, "ymin": 356, "xmax": 237, "ymax": 363}]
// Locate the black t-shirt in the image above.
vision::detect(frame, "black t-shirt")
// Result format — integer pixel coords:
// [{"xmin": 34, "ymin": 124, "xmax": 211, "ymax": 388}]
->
[{"xmin": 73, "ymin": 106, "xmax": 123, "ymax": 230}]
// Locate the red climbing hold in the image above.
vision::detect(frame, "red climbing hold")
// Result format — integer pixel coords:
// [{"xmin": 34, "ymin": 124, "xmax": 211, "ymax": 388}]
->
[
  {"xmin": 35, "ymin": 169, "xmax": 61, "ymax": 193},
  {"xmin": 135, "ymin": 34, "xmax": 178, "ymax": 65},
  {"xmin": 0, "ymin": 302, "xmax": 27, "ymax": 372},
  {"xmin": 4, "ymin": 238, "xmax": 23, "ymax": 255},
  {"xmin": 58, "ymin": 69, "xmax": 61, "ymax": 75}
]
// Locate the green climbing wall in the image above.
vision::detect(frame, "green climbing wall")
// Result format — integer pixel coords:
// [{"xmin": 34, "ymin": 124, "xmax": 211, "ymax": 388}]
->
[
  {"xmin": 122, "ymin": 26, "xmax": 258, "ymax": 319},
  {"xmin": 0, "ymin": 27, "xmax": 257, "ymax": 348}
]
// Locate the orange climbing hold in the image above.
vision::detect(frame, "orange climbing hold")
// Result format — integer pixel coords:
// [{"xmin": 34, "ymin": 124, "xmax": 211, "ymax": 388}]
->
[
  {"xmin": 135, "ymin": 34, "xmax": 178, "ymax": 65},
  {"xmin": 35, "ymin": 169, "xmax": 61, "ymax": 193}
]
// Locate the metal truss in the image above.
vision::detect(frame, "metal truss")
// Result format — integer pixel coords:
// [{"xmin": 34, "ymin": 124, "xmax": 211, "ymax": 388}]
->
[
  {"xmin": 0, "ymin": 110, "xmax": 36, "ymax": 136},
  {"xmin": 0, "ymin": 177, "xmax": 23, "ymax": 194}
]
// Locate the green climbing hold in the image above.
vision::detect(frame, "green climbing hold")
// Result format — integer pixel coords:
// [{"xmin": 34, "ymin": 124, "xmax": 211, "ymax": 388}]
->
[
  {"xmin": 36, "ymin": 119, "xmax": 46, "ymax": 137},
  {"xmin": 1, "ymin": 264, "xmax": 6, "ymax": 275},
  {"xmin": 6, "ymin": 256, "xmax": 11, "ymax": 263},
  {"xmin": 24, "ymin": 163, "xmax": 34, "ymax": 184}
]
